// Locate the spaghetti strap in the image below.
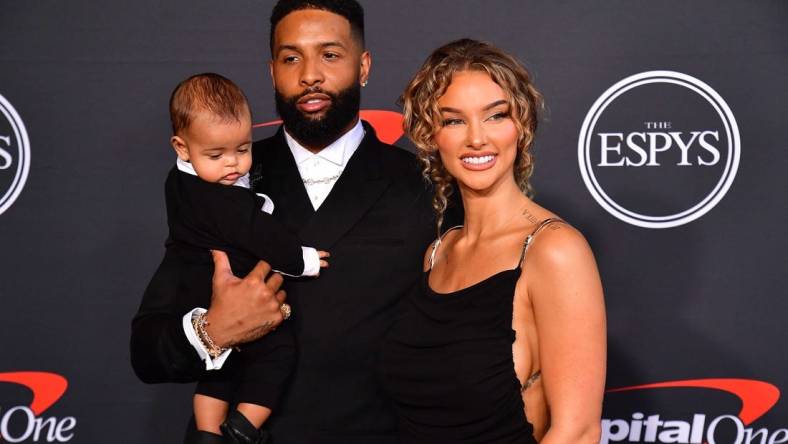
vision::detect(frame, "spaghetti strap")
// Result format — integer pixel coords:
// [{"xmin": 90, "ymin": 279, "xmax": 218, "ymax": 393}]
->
[
  {"xmin": 428, "ymin": 225, "xmax": 463, "ymax": 270},
  {"xmin": 517, "ymin": 217, "xmax": 565, "ymax": 268},
  {"xmin": 517, "ymin": 218, "xmax": 563, "ymax": 393}
]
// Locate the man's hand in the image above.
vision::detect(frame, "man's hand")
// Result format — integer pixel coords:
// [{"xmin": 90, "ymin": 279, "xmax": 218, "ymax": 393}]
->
[{"xmin": 204, "ymin": 250, "xmax": 287, "ymax": 348}]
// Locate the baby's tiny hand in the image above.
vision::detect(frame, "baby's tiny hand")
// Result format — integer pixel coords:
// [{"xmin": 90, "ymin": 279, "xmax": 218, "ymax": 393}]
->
[{"xmin": 318, "ymin": 251, "xmax": 330, "ymax": 268}]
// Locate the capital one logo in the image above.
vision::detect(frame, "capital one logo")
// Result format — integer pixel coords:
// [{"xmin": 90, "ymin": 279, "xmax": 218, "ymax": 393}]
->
[
  {"xmin": 0, "ymin": 94, "xmax": 31, "ymax": 216},
  {"xmin": 578, "ymin": 71, "xmax": 740, "ymax": 228},
  {"xmin": 603, "ymin": 378, "xmax": 785, "ymax": 444},
  {"xmin": 0, "ymin": 372, "xmax": 76, "ymax": 442}
]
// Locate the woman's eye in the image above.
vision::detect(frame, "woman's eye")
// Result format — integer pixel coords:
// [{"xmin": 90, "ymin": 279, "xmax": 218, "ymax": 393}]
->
[
  {"xmin": 442, "ymin": 118, "xmax": 463, "ymax": 126},
  {"xmin": 487, "ymin": 112, "xmax": 509, "ymax": 121}
]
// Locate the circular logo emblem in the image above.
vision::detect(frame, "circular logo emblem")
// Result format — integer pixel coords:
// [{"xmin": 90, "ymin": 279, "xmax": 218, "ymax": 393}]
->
[
  {"xmin": 578, "ymin": 71, "xmax": 739, "ymax": 228},
  {"xmin": 0, "ymin": 94, "xmax": 31, "ymax": 216}
]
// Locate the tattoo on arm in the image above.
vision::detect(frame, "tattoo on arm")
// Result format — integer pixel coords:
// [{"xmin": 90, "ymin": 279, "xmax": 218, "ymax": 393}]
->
[
  {"xmin": 238, "ymin": 321, "xmax": 277, "ymax": 344},
  {"xmin": 521, "ymin": 208, "xmax": 564, "ymax": 230},
  {"xmin": 259, "ymin": 321, "xmax": 275, "ymax": 333},
  {"xmin": 521, "ymin": 208, "xmax": 540, "ymax": 225}
]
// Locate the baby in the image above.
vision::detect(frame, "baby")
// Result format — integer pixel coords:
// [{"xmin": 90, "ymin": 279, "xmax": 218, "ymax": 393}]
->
[{"xmin": 164, "ymin": 73, "xmax": 327, "ymax": 443}]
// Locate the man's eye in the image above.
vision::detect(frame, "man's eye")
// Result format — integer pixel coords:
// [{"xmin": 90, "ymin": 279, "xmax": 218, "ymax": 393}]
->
[
  {"xmin": 442, "ymin": 118, "xmax": 463, "ymax": 126},
  {"xmin": 324, "ymin": 52, "xmax": 339, "ymax": 60},
  {"xmin": 283, "ymin": 55, "xmax": 299, "ymax": 63}
]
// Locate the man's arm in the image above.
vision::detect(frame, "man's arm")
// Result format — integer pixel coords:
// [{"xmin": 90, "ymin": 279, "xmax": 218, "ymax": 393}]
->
[
  {"xmin": 130, "ymin": 250, "xmax": 288, "ymax": 384},
  {"xmin": 130, "ymin": 247, "xmax": 205, "ymax": 383}
]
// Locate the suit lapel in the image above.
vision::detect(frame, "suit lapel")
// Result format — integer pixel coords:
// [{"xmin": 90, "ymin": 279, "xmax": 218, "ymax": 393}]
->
[
  {"xmin": 253, "ymin": 128, "xmax": 314, "ymax": 233},
  {"xmin": 297, "ymin": 124, "xmax": 392, "ymax": 248}
]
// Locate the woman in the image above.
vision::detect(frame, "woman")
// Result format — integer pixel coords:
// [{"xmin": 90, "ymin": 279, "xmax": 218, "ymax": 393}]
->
[{"xmin": 380, "ymin": 39, "xmax": 606, "ymax": 443}]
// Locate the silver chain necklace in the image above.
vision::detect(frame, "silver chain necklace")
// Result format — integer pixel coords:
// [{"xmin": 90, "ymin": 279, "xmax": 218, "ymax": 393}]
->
[{"xmin": 302, "ymin": 170, "xmax": 343, "ymax": 186}]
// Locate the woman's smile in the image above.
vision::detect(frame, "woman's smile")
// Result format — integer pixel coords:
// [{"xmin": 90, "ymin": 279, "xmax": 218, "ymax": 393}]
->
[{"xmin": 460, "ymin": 152, "xmax": 498, "ymax": 170}]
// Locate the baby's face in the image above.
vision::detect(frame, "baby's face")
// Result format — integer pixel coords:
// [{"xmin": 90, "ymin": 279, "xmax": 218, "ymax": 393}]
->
[{"xmin": 176, "ymin": 109, "xmax": 253, "ymax": 185}]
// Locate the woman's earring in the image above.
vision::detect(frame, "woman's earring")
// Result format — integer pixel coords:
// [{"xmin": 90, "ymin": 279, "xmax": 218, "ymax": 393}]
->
[{"xmin": 361, "ymin": 80, "xmax": 368, "ymax": 87}]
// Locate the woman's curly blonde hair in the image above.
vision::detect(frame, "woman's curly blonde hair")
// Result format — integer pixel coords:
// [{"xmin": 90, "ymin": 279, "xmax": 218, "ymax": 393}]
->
[{"xmin": 400, "ymin": 39, "xmax": 544, "ymax": 236}]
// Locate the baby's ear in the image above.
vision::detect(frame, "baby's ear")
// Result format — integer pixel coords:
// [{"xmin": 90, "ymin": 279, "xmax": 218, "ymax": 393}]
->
[{"xmin": 170, "ymin": 135, "xmax": 189, "ymax": 161}]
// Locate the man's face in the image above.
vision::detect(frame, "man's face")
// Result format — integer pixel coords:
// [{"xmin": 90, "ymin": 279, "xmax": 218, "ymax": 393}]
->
[{"xmin": 270, "ymin": 9, "xmax": 370, "ymax": 150}]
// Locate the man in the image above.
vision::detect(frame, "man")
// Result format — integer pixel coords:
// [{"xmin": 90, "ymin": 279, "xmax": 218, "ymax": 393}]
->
[{"xmin": 130, "ymin": 1, "xmax": 437, "ymax": 442}]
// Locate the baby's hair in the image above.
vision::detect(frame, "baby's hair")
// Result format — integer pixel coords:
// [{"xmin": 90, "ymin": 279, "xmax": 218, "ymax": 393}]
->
[{"xmin": 169, "ymin": 73, "xmax": 250, "ymax": 135}]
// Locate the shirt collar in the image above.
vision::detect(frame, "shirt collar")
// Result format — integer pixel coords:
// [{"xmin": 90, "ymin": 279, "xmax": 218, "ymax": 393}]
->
[
  {"xmin": 175, "ymin": 158, "xmax": 250, "ymax": 189},
  {"xmin": 284, "ymin": 119, "xmax": 365, "ymax": 167}
]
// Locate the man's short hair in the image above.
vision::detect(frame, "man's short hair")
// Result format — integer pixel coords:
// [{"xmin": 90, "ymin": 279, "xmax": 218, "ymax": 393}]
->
[
  {"xmin": 269, "ymin": 0, "xmax": 365, "ymax": 53},
  {"xmin": 169, "ymin": 73, "xmax": 250, "ymax": 136}
]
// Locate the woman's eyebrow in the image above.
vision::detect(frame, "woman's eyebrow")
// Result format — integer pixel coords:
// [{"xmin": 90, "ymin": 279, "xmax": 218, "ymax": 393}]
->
[
  {"xmin": 483, "ymin": 99, "xmax": 508, "ymax": 111},
  {"xmin": 439, "ymin": 99, "xmax": 508, "ymax": 114}
]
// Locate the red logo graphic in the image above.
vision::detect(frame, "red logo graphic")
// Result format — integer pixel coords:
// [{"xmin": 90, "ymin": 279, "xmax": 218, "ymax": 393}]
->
[
  {"xmin": 607, "ymin": 378, "xmax": 780, "ymax": 426},
  {"xmin": 254, "ymin": 109, "xmax": 405, "ymax": 145},
  {"xmin": 602, "ymin": 378, "xmax": 785, "ymax": 444},
  {"xmin": 0, "ymin": 371, "xmax": 68, "ymax": 416}
]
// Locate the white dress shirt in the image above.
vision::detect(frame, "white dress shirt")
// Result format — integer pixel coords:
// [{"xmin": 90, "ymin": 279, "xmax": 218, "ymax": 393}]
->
[
  {"xmin": 284, "ymin": 119, "xmax": 364, "ymax": 210},
  {"xmin": 175, "ymin": 158, "xmax": 321, "ymax": 370}
]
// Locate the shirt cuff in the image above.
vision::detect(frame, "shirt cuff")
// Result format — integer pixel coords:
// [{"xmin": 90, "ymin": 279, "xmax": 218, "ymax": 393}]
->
[
  {"xmin": 273, "ymin": 246, "xmax": 321, "ymax": 277},
  {"xmin": 182, "ymin": 307, "xmax": 232, "ymax": 371},
  {"xmin": 300, "ymin": 246, "xmax": 321, "ymax": 277}
]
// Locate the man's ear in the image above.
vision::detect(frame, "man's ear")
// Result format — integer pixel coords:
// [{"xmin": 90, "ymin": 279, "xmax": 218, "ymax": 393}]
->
[
  {"xmin": 170, "ymin": 135, "xmax": 190, "ymax": 161},
  {"xmin": 359, "ymin": 50, "xmax": 371, "ymax": 86},
  {"xmin": 269, "ymin": 60, "xmax": 276, "ymax": 89}
]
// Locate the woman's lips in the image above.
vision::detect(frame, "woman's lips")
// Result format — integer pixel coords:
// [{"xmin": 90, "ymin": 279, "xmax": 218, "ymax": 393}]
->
[
  {"xmin": 297, "ymin": 93, "xmax": 331, "ymax": 113},
  {"xmin": 460, "ymin": 153, "xmax": 497, "ymax": 171}
]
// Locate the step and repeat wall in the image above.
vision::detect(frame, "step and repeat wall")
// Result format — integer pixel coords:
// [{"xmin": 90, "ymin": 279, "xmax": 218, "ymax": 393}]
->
[{"xmin": 1, "ymin": 1, "xmax": 786, "ymax": 442}]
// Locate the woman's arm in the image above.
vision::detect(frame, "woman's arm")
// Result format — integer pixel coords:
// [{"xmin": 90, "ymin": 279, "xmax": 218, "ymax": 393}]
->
[{"xmin": 525, "ymin": 225, "xmax": 607, "ymax": 444}]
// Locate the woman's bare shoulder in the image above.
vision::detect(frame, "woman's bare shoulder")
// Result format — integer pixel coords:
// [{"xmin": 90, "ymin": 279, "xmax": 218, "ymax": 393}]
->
[
  {"xmin": 518, "ymin": 211, "xmax": 603, "ymax": 311},
  {"xmin": 422, "ymin": 239, "xmax": 437, "ymax": 272},
  {"xmin": 526, "ymin": 219, "xmax": 593, "ymax": 269},
  {"xmin": 421, "ymin": 225, "xmax": 464, "ymax": 272},
  {"xmin": 514, "ymin": 202, "xmax": 596, "ymax": 275}
]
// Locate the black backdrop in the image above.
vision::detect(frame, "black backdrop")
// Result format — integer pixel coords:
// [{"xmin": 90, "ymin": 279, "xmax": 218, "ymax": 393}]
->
[{"xmin": 1, "ymin": 1, "xmax": 787, "ymax": 443}]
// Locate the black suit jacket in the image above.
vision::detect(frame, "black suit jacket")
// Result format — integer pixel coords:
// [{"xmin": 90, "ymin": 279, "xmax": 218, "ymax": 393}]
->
[
  {"xmin": 165, "ymin": 166, "xmax": 305, "ymax": 277},
  {"xmin": 163, "ymin": 167, "xmax": 304, "ymax": 409},
  {"xmin": 131, "ymin": 122, "xmax": 436, "ymax": 443}
]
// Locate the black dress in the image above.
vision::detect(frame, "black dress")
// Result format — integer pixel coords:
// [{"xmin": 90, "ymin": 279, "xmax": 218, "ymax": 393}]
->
[{"xmin": 380, "ymin": 219, "xmax": 562, "ymax": 443}]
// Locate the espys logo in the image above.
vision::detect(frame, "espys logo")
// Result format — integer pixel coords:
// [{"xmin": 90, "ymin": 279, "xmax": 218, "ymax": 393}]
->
[
  {"xmin": 578, "ymin": 71, "xmax": 740, "ymax": 229},
  {"xmin": 0, "ymin": 372, "xmax": 76, "ymax": 442},
  {"xmin": 0, "ymin": 94, "xmax": 31, "ymax": 216},
  {"xmin": 254, "ymin": 109, "xmax": 405, "ymax": 145},
  {"xmin": 603, "ymin": 378, "xmax": 784, "ymax": 444}
]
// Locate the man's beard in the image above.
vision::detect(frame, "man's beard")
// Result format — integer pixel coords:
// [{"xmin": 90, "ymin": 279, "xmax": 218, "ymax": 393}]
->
[{"xmin": 275, "ymin": 83, "xmax": 361, "ymax": 149}]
